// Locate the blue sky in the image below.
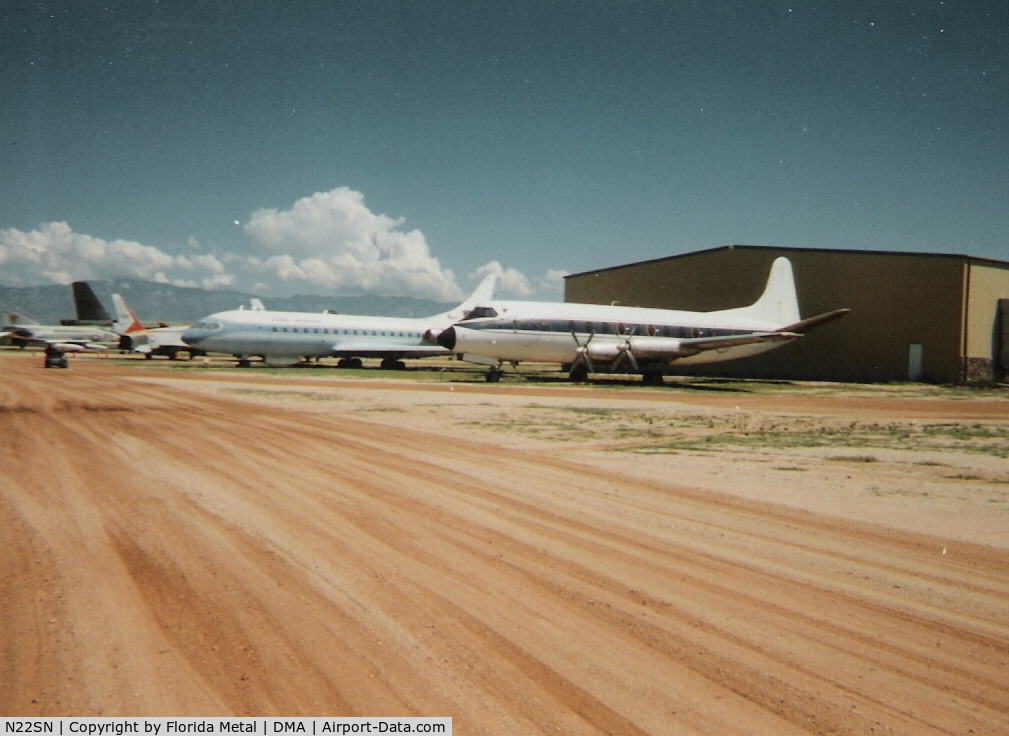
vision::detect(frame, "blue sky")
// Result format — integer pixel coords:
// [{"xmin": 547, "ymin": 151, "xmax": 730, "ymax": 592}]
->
[{"xmin": 2, "ymin": 1, "xmax": 1006, "ymax": 301}]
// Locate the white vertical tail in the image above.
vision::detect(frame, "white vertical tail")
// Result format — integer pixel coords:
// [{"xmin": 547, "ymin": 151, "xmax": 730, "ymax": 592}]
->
[
  {"xmin": 720, "ymin": 257, "xmax": 801, "ymax": 327},
  {"xmin": 111, "ymin": 294, "xmax": 147, "ymax": 336}
]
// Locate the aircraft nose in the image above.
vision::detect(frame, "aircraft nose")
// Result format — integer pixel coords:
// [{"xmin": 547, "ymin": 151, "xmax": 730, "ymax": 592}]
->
[{"xmin": 437, "ymin": 326, "xmax": 457, "ymax": 351}]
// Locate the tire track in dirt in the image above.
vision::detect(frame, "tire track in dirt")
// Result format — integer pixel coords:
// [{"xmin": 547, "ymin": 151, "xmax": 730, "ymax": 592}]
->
[
  {"xmin": 3, "ymin": 353, "xmax": 1008, "ymax": 734},
  {"xmin": 314, "ymin": 422, "xmax": 1008, "ymax": 730},
  {"xmin": 132, "ymin": 379, "xmax": 1008, "ymax": 730}
]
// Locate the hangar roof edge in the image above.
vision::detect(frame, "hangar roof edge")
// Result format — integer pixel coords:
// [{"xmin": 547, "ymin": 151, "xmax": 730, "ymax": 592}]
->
[{"xmin": 565, "ymin": 245, "xmax": 1009, "ymax": 279}]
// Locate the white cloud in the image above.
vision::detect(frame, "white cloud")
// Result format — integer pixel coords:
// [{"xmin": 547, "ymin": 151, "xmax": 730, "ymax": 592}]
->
[
  {"xmin": 537, "ymin": 268, "xmax": 568, "ymax": 297},
  {"xmin": 472, "ymin": 261, "xmax": 566, "ymax": 300},
  {"xmin": 0, "ymin": 221, "xmax": 231, "ymax": 289},
  {"xmin": 0, "ymin": 187, "xmax": 563, "ymax": 303},
  {"xmin": 471, "ymin": 261, "xmax": 533, "ymax": 297},
  {"xmin": 243, "ymin": 187, "xmax": 463, "ymax": 301}
]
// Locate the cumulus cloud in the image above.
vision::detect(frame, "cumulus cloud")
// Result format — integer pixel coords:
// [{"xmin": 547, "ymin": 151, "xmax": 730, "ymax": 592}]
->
[
  {"xmin": 0, "ymin": 221, "xmax": 232, "ymax": 289},
  {"xmin": 471, "ymin": 261, "xmax": 566, "ymax": 299},
  {"xmin": 537, "ymin": 268, "xmax": 568, "ymax": 296},
  {"xmin": 471, "ymin": 261, "xmax": 533, "ymax": 297},
  {"xmin": 0, "ymin": 186, "xmax": 562, "ymax": 302},
  {"xmin": 243, "ymin": 187, "xmax": 463, "ymax": 301}
]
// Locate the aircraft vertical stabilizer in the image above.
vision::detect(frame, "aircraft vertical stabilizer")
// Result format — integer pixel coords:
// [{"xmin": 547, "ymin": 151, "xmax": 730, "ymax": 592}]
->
[
  {"xmin": 72, "ymin": 282, "xmax": 113, "ymax": 323},
  {"xmin": 722, "ymin": 257, "xmax": 800, "ymax": 327}
]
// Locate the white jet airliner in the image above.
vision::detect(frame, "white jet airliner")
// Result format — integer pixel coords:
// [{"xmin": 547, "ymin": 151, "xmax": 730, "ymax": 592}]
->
[
  {"xmin": 433, "ymin": 257, "xmax": 849, "ymax": 385},
  {"xmin": 181, "ymin": 275, "xmax": 496, "ymax": 368}
]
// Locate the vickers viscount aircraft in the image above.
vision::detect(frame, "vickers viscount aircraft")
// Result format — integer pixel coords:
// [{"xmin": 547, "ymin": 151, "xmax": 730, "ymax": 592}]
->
[
  {"xmin": 434, "ymin": 257, "xmax": 849, "ymax": 385},
  {"xmin": 181, "ymin": 275, "xmax": 497, "ymax": 368}
]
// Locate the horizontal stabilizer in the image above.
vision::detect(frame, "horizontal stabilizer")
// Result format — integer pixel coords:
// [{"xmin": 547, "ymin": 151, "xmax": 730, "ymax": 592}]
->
[
  {"xmin": 779, "ymin": 308, "xmax": 851, "ymax": 335},
  {"xmin": 678, "ymin": 331, "xmax": 799, "ymax": 354}
]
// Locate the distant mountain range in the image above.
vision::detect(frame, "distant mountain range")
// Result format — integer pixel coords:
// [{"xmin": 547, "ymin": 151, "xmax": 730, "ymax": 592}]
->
[{"xmin": 0, "ymin": 280, "xmax": 457, "ymax": 325}]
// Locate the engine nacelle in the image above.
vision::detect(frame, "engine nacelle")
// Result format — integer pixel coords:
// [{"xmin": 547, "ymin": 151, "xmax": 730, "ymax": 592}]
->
[
  {"xmin": 627, "ymin": 337, "xmax": 697, "ymax": 360},
  {"xmin": 584, "ymin": 342, "xmax": 622, "ymax": 362}
]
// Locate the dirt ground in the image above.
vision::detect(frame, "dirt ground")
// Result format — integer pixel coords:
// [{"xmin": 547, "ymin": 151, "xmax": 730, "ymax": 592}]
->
[{"xmin": 2, "ymin": 350, "xmax": 1008, "ymax": 734}]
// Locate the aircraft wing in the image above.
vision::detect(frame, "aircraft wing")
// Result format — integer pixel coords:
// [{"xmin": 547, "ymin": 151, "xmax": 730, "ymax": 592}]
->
[
  {"xmin": 667, "ymin": 308, "xmax": 850, "ymax": 357},
  {"xmin": 675, "ymin": 331, "xmax": 798, "ymax": 354},
  {"xmin": 49, "ymin": 340, "xmax": 114, "ymax": 351},
  {"xmin": 10, "ymin": 335, "xmax": 112, "ymax": 352},
  {"xmin": 651, "ymin": 308, "xmax": 851, "ymax": 359}
]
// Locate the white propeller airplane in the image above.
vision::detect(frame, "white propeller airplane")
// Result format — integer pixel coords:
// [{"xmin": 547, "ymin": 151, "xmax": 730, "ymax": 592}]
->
[
  {"xmin": 181, "ymin": 275, "xmax": 497, "ymax": 368},
  {"xmin": 432, "ymin": 257, "xmax": 849, "ymax": 385}
]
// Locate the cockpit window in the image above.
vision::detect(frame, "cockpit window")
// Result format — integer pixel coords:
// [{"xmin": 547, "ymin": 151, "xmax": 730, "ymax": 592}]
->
[{"xmin": 466, "ymin": 306, "xmax": 498, "ymax": 319}]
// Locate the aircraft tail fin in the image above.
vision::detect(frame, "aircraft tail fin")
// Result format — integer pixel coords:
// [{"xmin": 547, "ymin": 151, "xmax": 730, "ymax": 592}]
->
[
  {"xmin": 720, "ymin": 257, "xmax": 801, "ymax": 327},
  {"xmin": 72, "ymin": 282, "xmax": 112, "ymax": 322},
  {"xmin": 111, "ymin": 294, "xmax": 148, "ymax": 341},
  {"xmin": 4, "ymin": 312, "xmax": 40, "ymax": 326}
]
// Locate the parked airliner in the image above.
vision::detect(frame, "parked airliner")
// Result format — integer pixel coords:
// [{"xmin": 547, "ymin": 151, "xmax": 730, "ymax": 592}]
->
[
  {"xmin": 434, "ymin": 257, "xmax": 849, "ymax": 384},
  {"xmin": 181, "ymin": 275, "xmax": 496, "ymax": 367}
]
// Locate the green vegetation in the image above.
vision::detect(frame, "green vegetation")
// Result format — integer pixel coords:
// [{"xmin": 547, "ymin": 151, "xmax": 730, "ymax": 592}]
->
[{"xmin": 461, "ymin": 404, "xmax": 1009, "ymax": 459}]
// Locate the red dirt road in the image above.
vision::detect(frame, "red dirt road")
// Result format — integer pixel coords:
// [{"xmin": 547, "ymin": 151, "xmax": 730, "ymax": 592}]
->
[{"xmin": 2, "ymin": 352, "xmax": 1008, "ymax": 734}]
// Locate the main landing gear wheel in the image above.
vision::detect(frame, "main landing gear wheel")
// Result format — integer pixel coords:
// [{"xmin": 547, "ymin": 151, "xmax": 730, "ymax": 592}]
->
[
  {"xmin": 642, "ymin": 370, "xmax": 664, "ymax": 386},
  {"xmin": 568, "ymin": 363, "xmax": 589, "ymax": 383},
  {"xmin": 44, "ymin": 348, "xmax": 69, "ymax": 369},
  {"xmin": 485, "ymin": 367, "xmax": 503, "ymax": 382}
]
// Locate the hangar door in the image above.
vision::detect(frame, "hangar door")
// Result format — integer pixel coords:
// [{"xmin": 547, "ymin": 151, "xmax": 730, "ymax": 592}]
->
[{"xmin": 908, "ymin": 344, "xmax": 924, "ymax": 382}]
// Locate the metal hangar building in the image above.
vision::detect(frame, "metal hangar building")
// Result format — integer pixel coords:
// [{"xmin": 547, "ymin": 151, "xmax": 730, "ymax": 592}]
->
[{"xmin": 563, "ymin": 245, "xmax": 1009, "ymax": 384}]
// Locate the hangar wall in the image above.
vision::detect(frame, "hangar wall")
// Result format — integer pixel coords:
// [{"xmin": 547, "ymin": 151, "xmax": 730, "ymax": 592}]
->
[
  {"xmin": 564, "ymin": 246, "xmax": 1009, "ymax": 383},
  {"xmin": 965, "ymin": 261, "xmax": 1009, "ymax": 382}
]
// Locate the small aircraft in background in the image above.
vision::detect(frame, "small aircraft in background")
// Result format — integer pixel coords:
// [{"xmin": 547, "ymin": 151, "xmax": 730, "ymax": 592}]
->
[
  {"xmin": 181, "ymin": 275, "xmax": 497, "ymax": 368},
  {"xmin": 111, "ymin": 294, "xmax": 205, "ymax": 360},
  {"xmin": 434, "ymin": 257, "xmax": 849, "ymax": 385},
  {"xmin": 1, "ymin": 313, "xmax": 120, "ymax": 368}
]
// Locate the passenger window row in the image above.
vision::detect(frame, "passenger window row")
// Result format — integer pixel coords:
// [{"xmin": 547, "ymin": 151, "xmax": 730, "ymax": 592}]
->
[{"xmin": 466, "ymin": 319, "xmax": 751, "ymax": 340}]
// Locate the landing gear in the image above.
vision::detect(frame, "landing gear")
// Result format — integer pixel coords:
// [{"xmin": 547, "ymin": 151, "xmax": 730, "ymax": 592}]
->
[
  {"xmin": 44, "ymin": 347, "xmax": 69, "ymax": 369},
  {"xmin": 338, "ymin": 357, "xmax": 363, "ymax": 369},
  {"xmin": 380, "ymin": 358, "xmax": 406, "ymax": 370},
  {"xmin": 237, "ymin": 358, "xmax": 252, "ymax": 368},
  {"xmin": 642, "ymin": 369, "xmax": 664, "ymax": 386},
  {"xmin": 485, "ymin": 367, "xmax": 503, "ymax": 382},
  {"xmin": 568, "ymin": 363, "xmax": 589, "ymax": 383}
]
